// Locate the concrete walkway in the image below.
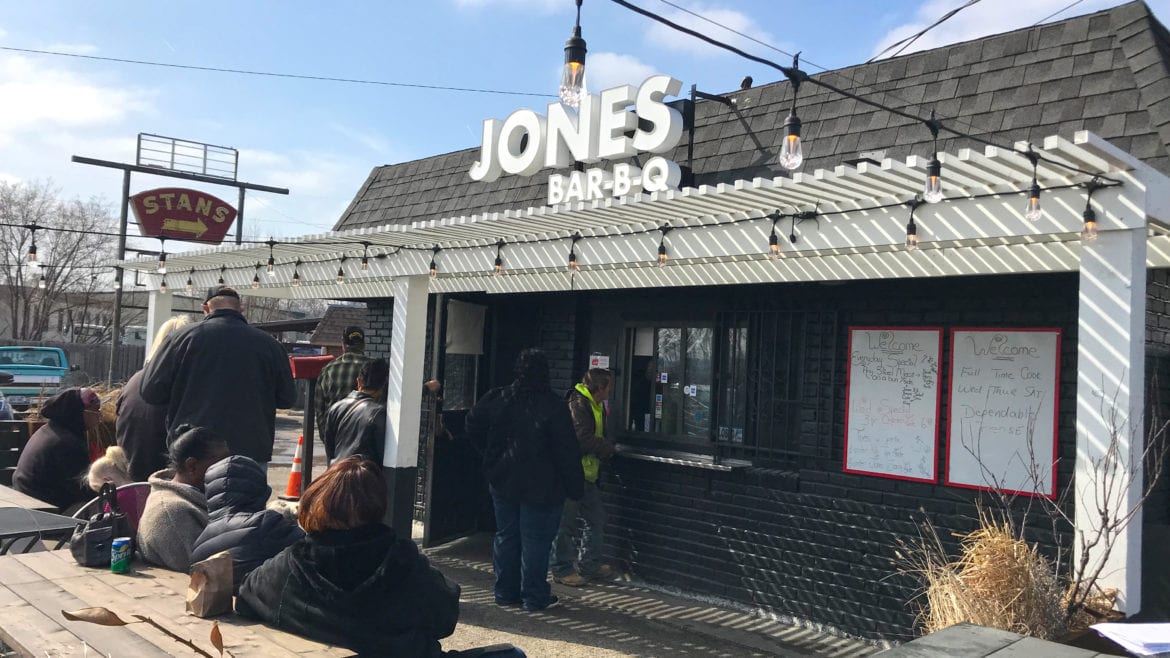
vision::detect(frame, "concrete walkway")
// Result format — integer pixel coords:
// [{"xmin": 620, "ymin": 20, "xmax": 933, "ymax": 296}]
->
[{"xmin": 429, "ymin": 533, "xmax": 879, "ymax": 658}]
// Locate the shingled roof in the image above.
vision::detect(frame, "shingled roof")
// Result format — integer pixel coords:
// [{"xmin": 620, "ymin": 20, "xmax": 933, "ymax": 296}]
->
[
  {"xmin": 309, "ymin": 304, "xmax": 367, "ymax": 347},
  {"xmin": 334, "ymin": 1, "xmax": 1170, "ymax": 232}
]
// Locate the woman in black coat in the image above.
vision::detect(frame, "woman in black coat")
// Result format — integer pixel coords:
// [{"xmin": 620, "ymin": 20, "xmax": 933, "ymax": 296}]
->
[
  {"xmin": 237, "ymin": 457, "xmax": 463, "ymax": 658},
  {"xmin": 190, "ymin": 455, "xmax": 303, "ymax": 590},
  {"xmin": 13, "ymin": 387, "xmax": 101, "ymax": 512}
]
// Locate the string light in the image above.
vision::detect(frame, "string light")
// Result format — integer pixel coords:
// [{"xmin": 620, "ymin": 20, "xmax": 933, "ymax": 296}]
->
[
  {"xmin": 1024, "ymin": 148, "xmax": 1042, "ymax": 221},
  {"xmin": 568, "ymin": 233, "xmax": 582, "ymax": 273},
  {"xmin": 361, "ymin": 242, "xmax": 370, "ymax": 271},
  {"xmin": 252, "ymin": 263, "xmax": 261, "ymax": 289},
  {"xmin": 336, "ymin": 264, "xmax": 346, "ymax": 284},
  {"xmin": 159, "ymin": 276, "xmax": 168, "ymax": 294},
  {"xmin": 922, "ymin": 110, "xmax": 943, "ymax": 203},
  {"xmin": 218, "ymin": 266, "xmax": 225, "ymax": 286},
  {"xmin": 559, "ymin": 0, "xmax": 587, "ymax": 108},
  {"xmin": 657, "ymin": 225, "xmax": 672, "ymax": 268},
  {"xmin": 767, "ymin": 213, "xmax": 782, "ymax": 260},
  {"xmin": 1082, "ymin": 178, "xmax": 1102, "ymax": 242},
  {"xmin": 493, "ymin": 240, "xmax": 505, "ymax": 276},
  {"xmin": 779, "ymin": 54, "xmax": 805, "ymax": 171},
  {"xmin": 292, "ymin": 260, "xmax": 302, "ymax": 286},
  {"xmin": 186, "ymin": 270, "xmax": 195, "ymax": 295},
  {"xmin": 429, "ymin": 246, "xmax": 440, "ymax": 279},
  {"xmin": 266, "ymin": 239, "xmax": 277, "ymax": 277},
  {"xmin": 37, "ymin": 273, "xmax": 46, "ymax": 289},
  {"xmin": 157, "ymin": 237, "xmax": 167, "ymax": 274},
  {"xmin": 906, "ymin": 198, "xmax": 923, "ymax": 251},
  {"xmin": 27, "ymin": 226, "xmax": 38, "ymax": 265}
]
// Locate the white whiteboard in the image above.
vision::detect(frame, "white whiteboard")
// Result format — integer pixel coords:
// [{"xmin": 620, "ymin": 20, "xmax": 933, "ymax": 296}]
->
[
  {"xmin": 844, "ymin": 327, "xmax": 942, "ymax": 482},
  {"xmin": 946, "ymin": 329, "xmax": 1061, "ymax": 498}
]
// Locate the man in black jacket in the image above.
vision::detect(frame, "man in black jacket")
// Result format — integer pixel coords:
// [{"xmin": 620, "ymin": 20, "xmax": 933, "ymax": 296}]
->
[
  {"xmin": 322, "ymin": 358, "xmax": 388, "ymax": 464},
  {"xmin": 465, "ymin": 348, "xmax": 584, "ymax": 612},
  {"xmin": 140, "ymin": 287, "xmax": 296, "ymax": 467}
]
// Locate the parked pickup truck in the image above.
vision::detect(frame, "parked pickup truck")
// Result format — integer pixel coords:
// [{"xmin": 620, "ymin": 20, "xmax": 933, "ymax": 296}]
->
[{"xmin": 0, "ymin": 346, "xmax": 76, "ymax": 412}]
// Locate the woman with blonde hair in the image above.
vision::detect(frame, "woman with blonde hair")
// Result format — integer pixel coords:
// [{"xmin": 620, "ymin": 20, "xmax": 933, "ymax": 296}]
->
[{"xmin": 116, "ymin": 314, "xmax": 193, "ymax": 480}]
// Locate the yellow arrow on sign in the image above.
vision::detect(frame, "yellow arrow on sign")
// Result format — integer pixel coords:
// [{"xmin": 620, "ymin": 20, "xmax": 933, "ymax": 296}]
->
[{"xmin": 161, "ymin": 217, "xmax": 208, "ymax": 238}]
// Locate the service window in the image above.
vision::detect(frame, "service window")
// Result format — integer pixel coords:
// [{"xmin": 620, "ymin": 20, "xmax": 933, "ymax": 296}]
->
[{"xmin": 624, "ymin": 324, "xmax": 715, "ymax": 441}]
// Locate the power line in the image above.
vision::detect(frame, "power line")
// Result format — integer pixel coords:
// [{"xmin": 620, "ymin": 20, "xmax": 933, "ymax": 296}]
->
[
  {"xmin": 652, "ymin": 0, "xmax": 991, "ymax": 137},
  {"xmin": 869, "ymin": 0, "xmax": 982, "ymax": 63},
  {"xmin": 612, "ymin": 0, "xmax": 1118, "ymax": 182},
  {"xmin": 0, "ymin": 46, "xmax": 557, "ymax": 99},
  {"xmin": 1033, "ymin": 0, "xmax": 1087, "ymax": 26}
]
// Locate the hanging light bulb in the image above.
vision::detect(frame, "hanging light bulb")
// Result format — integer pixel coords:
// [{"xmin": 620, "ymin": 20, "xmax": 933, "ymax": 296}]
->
[
  {"xmin": 267, "ymin": 239, "xmax": 277, "ymax": 277},
  {"xmin": 922, "ymin": 110, "xmax": 944, "ymax": 203},
  {"xmin": 113, "ymin": 271, "xmax": 122, "ymax": 291},
  {"xmin": 656, "ymin": 226, "xmax": 672, "ymax": 268},
  {"xmin": 493, "ymin": 241, "xmax": 505, "ymax": 276},
  {"xmin": 778, "ymin": 55, "xmax": 804, "ymax": 171},
  {"xmin": 186, "ymin": 270, "xmax": 195, "ymax": 295},
  {"xmin": 1081, "ymin": 206, "xmax": 1098, "ymax": 241},
  {"xmin": 768, "ymin": 228, "xmax": 782, "ymax": 260},
  {"xmin": 159, "ymin": 277, "xmax": 168, "ymax": 294},
  {"xmin": 1025, "ymin": 181, "xmax": 1042, "ymax": 221},
  {"xmin": 252, "ymin": 272, "xmax": 261, "ymax": 289},
  {"xmin": 336, "ymin": 265, "xmax": 346, "ymax": 284},
  {"xmin": 361, "ymin": 243, "xmax": 370, "ymax": 272},
  {"xmin": 293, "ymin": 269, "xmax": 301, "ymax": 286},
  {"xmin": 27, "ymin": 231, "xmax": 38, "ymax": 265},
  {"xmin": 218, "ymin": 266, "xmax": 225, "ymax": 286},
  {"xmin": 1023, "ymin": 149, "xmax": 1042, "ymax": 221},
  {"xmin": 906, "ymin": 199, "xmax": 922, "ymax": 252},
  {"xmin": 37, "ymin": 273, "xmax": 46, "ymax": 290},
  {"xmin": 559, "ymin": 0, "xmax": 587, "ymax": 108},
  {"xmin": 430, "ymin": 246, "xmax": 440, "ymax": 279},
  {"xmin": 157, "ymin": 238, "xmax": 167, "ymax": 274},
  {"xmin": 568, "ymin": 234, "xmax": 581, "ymax": 274}
]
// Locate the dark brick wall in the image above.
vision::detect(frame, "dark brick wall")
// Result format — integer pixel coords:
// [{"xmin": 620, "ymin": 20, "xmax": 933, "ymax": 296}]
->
[
  {"xmin": 581, "ymin": 273, "xmax": 1081, "ymax": 641},
  {"xmin": 1149, "ymin": 269, "xmax": 1170, "ymax": 350}
]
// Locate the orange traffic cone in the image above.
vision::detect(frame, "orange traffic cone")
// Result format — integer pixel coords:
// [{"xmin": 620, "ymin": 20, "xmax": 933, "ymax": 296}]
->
[{"xmin": 279, "ymin": 434, "xmax": 305, "ymax": 501}]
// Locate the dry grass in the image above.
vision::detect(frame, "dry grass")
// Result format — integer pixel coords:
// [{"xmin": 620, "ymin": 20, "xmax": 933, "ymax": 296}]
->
[
  {"xmin": 899, "ymin": 507, "xmax": 1066, "ymax": 639},
  {"xmin": 23, "ymin": 384, "xmax": 120, "ymax": 456}
]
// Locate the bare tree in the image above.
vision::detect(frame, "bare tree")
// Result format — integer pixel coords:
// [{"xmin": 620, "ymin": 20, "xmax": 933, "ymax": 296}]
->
[{"xmin": 0, "ymin": 180, "xmax": 117, "ymax": 339}]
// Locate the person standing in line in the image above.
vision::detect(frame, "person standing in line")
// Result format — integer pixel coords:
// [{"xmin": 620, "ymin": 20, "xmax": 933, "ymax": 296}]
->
[
  {"xmin": 315, "ymin": 325, "xmax": 373, "ymax": 438},
  {"xmin": 322, "ymin": 358, "xmax": 388, "ymax": 464},
  {"xmin": 140, "ymin": 287, "xmax": 296, "ymax": 470},
  {"xmin": 465, "ymin": 349, "xmax": 584, "ymax": 612},
  {"xmin": 552, "ymin": 368, "xmax": 617, "ymax": 586},
  {"xmin": 116, "ymin": 314, "xmax": 192, "ymax": 481}
]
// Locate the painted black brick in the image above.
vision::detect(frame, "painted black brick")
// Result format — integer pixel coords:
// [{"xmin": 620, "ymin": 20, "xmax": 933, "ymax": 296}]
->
[{"xmin": 595, "ymin": 273, "xmax": 1084, "ymax": 642}]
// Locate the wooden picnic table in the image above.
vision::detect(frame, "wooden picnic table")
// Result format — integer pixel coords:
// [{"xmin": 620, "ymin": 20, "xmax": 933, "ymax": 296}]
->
[
  {"xmin": 0, "ymin": 549, "xmax": 354, "ymax": 657},
  {"xmin": 0, "ymin": 484, "xmax": 55, "ymax": 512}
]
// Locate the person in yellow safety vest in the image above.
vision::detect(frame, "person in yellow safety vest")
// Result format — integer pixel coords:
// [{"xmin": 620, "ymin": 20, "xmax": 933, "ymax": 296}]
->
[{"xmin": 551, "ymin": 368, "xmax": 618, "ymax": 586}]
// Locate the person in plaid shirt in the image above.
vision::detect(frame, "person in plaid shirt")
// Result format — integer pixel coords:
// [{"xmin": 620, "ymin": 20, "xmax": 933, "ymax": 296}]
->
[{"xmin": 315, "ymin": 326, "xmax": 373, "ymax": 439}]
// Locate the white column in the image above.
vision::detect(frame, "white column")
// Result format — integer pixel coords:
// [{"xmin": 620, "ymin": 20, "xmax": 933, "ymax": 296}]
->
[
  {"xmin": 383, "ymin": 275, "xmax": 429, "ymax": 469},
  {"xmin": 144, "ymin": 291, "xmax": 174, "ymax": 364},
  {"xmin": 1076, "ymin": 226, "xmax": 1146, "ymax": 613}
]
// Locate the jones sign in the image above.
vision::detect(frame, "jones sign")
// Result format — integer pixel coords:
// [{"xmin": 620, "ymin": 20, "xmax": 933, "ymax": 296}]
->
[{"xmin": 469, "ymin": 75, "xmax": 686, "ymax": 205}]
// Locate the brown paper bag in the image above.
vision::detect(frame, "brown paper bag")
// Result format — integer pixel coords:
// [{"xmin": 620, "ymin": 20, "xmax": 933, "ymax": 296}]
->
[{"xmin": 186, "ymin": 551, "xmax": 233, "ymax": 618}]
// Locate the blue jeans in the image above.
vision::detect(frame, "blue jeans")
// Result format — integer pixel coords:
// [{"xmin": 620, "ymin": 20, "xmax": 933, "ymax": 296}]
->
[
  {"xmin": 490, "ymin": 488, "xmax": 563, "ymax": 610},
  {"xmin": 551, "ymin": 480, "xmax": 606, "ymax": 577}
]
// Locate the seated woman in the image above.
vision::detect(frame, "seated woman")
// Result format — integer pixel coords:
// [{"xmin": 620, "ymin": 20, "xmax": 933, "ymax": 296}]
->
[
  {"xmin": 237, "ymin": 457, "xmax": 463, "ymax": 657},
  {"xmin": 137, "ymin": 425, "xmax": 229, "ymax": 572},
  {"xmin": 13, "ymin": 387, "xmax": 102, "ymax": 513},
  {"xmin": 190, "ymin": 455, "xmax": 304, "ymax": 591}
]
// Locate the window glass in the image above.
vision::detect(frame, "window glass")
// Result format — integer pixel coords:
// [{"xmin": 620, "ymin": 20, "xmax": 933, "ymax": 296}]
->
[
  {"xmin": 683, "ymin": 327, "xmax": 713, "ymax": 439},
  {"xmin": 624, "ymin": 324, "xmax": 714, "ymax": 440},
  {"xmin": 718, "ymin": 322, "xmax": 748, "ymax": 444},
  {"xmin": 442, "ymin": 354, "xmax": 478, "ymax": 410}
]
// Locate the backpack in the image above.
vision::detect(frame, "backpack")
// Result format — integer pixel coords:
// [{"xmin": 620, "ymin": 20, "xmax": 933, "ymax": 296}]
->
[{"xmin": 70, "ymin": 482, "xmax": 133, "ymax": 567}]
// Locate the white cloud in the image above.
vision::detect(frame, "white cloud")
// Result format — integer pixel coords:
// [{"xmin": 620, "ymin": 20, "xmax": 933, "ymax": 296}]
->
[
  {"xmin": 0, "ymin": 53, "xmax": 152, "ymax": 146},
  {"xmin": 328, "ymin": 123, "xmax": 394, "ymax": 156},
  {"xmin": 871, "ymin": 0, "xmax": 1121, "ymax": 59},
  {"xmin": 43, "ymin": 43, "xmax": 99, "ymax": 55},
  {"xmin": 234, "ymin": 148, "xmax": 376, "ymax": 236},
  {"xmin": 645, "ymin": 4, "xmax": 778, "ymax": 58},
  {"xmin": 586, "ymin": 52, "xmax": 657, "ymax": 92}
]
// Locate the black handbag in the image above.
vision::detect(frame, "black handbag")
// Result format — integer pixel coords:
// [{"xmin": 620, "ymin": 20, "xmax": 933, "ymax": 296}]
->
[{"xmin": 70, "ymin": 482, "xmax": 132, "ymax": 567}]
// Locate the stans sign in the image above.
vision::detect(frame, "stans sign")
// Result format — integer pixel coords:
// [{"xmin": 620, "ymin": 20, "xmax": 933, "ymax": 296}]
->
[
  {"xmin": 469, "ymin": 75, "xmax": 686, "ymax": 205},
  {"xmin": 130, "ymin": 188, "xmax": 238, "ymax": 244}
]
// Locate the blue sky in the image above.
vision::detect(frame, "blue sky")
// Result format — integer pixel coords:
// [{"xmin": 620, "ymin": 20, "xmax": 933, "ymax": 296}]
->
[{"xmin": 1, "ymin": 0, "xmax": 1167, "ymax": 254}]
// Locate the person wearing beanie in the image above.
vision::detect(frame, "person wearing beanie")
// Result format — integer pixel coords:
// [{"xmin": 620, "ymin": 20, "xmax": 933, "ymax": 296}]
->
[{"xmin": 13, "ymin": 387, "xmax": 102, "ymax": 512}]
